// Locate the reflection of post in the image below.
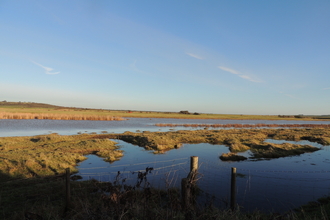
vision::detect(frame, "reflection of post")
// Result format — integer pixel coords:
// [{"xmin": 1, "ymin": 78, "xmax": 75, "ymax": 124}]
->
[
  {"xmin": 66, "ymin": 168, "xmax": 71, "ymax": 211},
  {"xmin": 231, "ymin": 167, "xmax": 237, "ymax": 210},
  {"xmin": 181, "ymin": 178, "xmax": 190, "ymax": 209}
]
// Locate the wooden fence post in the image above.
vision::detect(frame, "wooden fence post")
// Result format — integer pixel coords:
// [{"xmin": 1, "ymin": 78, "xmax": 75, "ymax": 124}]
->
[
  {"xmin": 182, "ymin": 156, "xmax": 199, "ymax": 209},
  {"xmin": 231, "ymin": 167, "xmax": 237, "ymax": 210},
  {"xmin": 190, "ymin": 156, "xmax": 198, "ymax": 173},
  {"xmin": 65, "ymin": 168, "xmax": 71, "ymax": 211}
]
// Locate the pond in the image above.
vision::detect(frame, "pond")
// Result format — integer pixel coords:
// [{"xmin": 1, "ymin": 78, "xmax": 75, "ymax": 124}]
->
[{"xmin": 76, "ymin": 139, "xmax": 330, "ymax": 213}]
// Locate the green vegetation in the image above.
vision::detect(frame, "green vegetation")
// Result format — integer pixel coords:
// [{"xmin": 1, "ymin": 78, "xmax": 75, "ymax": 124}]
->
[
  {"xmin": 1, "ymin": 101, "xmax": 329, "ymax": 120},
  {"xmin": 1, "ymin": 128, "xmax": 330, "ymax": 219},
  {"xmin": 220, "ymin": 152, "xmax": 247, "ymax": 161},
  {"xmin": 117, "ymin": 128, "xmax": 328, "ymax": 159},
  {"xmin": 0, "ymin": 133, "xmax": 123, "ymax": 180}
]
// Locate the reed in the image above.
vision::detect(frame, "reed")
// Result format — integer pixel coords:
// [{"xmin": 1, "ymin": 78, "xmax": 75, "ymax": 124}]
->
[
  {"xmin": 155, "ymin": 123, "xmax": 330, "ymax": 129},
  {"xmin": 0, "ymin": 112, "xmax": 125, "ymax": 121}
]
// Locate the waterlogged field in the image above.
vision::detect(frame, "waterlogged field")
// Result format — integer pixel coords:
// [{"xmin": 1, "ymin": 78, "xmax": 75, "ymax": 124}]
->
[{"xmin": 1, "ymin": 118, "xmax": 330, "ymax": 219}]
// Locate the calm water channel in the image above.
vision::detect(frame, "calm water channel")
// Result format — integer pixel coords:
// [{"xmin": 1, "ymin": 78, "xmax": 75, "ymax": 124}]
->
[
  {"xmin": 1, "ymin": 118, "xmax": 330, "ymax": 213},
  {"xmin": 1, "ymin": 117, "xmax": 330, "ymax": 137}
]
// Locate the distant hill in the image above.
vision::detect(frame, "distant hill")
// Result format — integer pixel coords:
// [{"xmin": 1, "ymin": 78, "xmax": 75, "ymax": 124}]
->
[{"xmin": 0, "ymin": 101, "xmax": 63, "ymax": 108}]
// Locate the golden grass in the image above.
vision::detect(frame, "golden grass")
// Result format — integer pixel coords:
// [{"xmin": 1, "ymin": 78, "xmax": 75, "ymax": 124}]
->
[
  {"xmin": 219, "ymin": 152, "xmax": 247, "ymax": 161},
  {"xmin": 1, "ymin": 128, "xmax": 327, "ymax": 180},
  {"xmin": 0, "ymin": 133, "xmax": 122, "ymax": 180},
  {"xmin": 0, "ymin": 112, "xmax": 125, "ymax": 121},
  {"xmin": 1, "ymin": 128, "xmax": 330, "ymax": 219},
  {"xmin": 116, "ymin": 128, "xmax": 330, "ymax": 158},
  {"xmin": 155, "ymin": 123, "xmax": 330, "ymax": 128},
  {"xmin": 2, "ymin": 104, "xmax": 329, "ymax": 120}
]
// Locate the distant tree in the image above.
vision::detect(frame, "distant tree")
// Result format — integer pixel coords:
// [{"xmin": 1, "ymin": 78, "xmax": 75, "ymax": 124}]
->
[{"xmin": 179, "ymin": 110, "xmax": 190, "ymax": 114}]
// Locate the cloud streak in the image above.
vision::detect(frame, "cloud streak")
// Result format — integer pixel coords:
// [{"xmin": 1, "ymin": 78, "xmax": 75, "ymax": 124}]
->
[
  {"xmin": 218, "ymin": 66, "xmax": 239, "ymax": 75},
  {"xmin": 218, "ymin": 66, "xmax": 261, "ymax": 83},
  {"xmin": 186, "ymin": 52, "xmax": 204, "ymax": 60},
  {"xmin": 31, "ymin": 61, "xmax": 60, "ymax": 75}
]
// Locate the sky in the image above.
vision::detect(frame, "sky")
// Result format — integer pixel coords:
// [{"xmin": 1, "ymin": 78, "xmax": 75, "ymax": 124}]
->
[{"xmin": 1, "ymin": 0, "xmax": 329, "ymax": 115}]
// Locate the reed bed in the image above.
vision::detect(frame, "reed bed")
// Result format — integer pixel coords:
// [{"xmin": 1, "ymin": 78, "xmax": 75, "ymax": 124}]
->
[
  {"xmin": 155, "ymin": 123, "xmax": 330, "ymax": 128},
  {"xmin": 0, "ymin": 112, "xmax": 125, "ymax": 121}
]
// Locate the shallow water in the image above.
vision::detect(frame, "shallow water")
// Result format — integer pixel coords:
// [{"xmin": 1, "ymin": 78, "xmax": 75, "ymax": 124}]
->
[
  {"xmin": 1, "ymin": 118, "xmax": 330, "ymax": 212},
  {"xmin": 76, "ymin": 139, "xmax": 330, "ymax": 213},
  {"xmin": 1, "ymin": 118, "xmax": 330, "ymax": 137}
]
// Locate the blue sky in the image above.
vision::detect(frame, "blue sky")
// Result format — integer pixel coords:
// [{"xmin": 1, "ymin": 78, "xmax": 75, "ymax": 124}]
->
[{"xmin": 1, "ymin": 0, "xmax": 329, "ymax": 115}]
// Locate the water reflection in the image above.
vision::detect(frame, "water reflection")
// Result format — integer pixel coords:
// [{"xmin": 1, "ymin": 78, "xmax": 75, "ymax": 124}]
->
[
  {"xmin": 75, "ymin": 139, "xmax": 330, "ymax": 213},
  {"xmin": 1, "ymin": 118, "xmax": 330, "ymax": 137}
]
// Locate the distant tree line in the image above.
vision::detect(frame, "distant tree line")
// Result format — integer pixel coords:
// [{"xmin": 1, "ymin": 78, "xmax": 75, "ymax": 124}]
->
[{"xmin": 179, "ymin": 110, "xmax": 200, "ymax": 115}]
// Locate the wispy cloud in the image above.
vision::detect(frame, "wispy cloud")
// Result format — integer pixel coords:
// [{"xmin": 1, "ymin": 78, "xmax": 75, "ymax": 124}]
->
[
  {"xmin": 31, "ymin": 61, "xmax": 60, "ymax": 75},
  {"xmin": 186, "ymin": 52, "xmax": 204, "ymax": 60},
  {"xmin": 323, "ymin": 87, "xmax": 330, "ymax": 90},
  {"xmin": 218, "ymin": 66, "xmax": 239, "ymax": 75},
  {"xmin": 218, "ymin": 66, "xmax": 261, "ymax": 83}
]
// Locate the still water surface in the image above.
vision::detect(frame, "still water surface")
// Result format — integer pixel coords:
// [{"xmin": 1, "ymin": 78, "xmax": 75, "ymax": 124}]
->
[
  {"xmin": 1, "ymin": 118, "xmax": 330, "ymax": 212},
  {"xmin": 76, "ymin": 139, "xmax": 330, "ymax": 213},
  {"xmin": 1, "ymin": 118, "xmax": 330, "ymax": 137}
]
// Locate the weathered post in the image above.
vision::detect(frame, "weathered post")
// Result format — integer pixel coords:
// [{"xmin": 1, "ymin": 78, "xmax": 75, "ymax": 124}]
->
[
  {"xmin": 230, "ymin": 167, "xmax": 237, "ymax": 210},
  {"xmin": 182, "ymin": 156, "xmax": 199, "ymax": 210},
  {"xmin": 190, "ymin": 156, "xmax": 198, "ymax": 181},
  {"xmin": 190, "ymin": 156, "xmax": 198, "ymax": 173},
  {"xmin": 65, "ymin": 168, "xmax": 71, "ymax": 211}
]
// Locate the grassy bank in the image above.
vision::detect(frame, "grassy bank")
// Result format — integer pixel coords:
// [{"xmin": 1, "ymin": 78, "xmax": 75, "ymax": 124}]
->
[
  {"xmin": 1, "ymin": 101, "xmax": 329, "ymax": 120},
  {"xmin": 0, "ymin": 133, "xmax": 123, "ymax": 181}
]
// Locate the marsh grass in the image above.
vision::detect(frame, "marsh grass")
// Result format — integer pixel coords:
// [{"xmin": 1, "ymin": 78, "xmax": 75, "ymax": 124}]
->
[
  {"xmin": 0, "ymin": 133, "xmax": 122, "ymax": 180},
  {"xmin": 116, "ymin": 128, "xmax": 329, "ymax": 159},
  {"xmin": 219, "ymin": 153, "xmax": 248, "ymax": 161},
  {"xmin": 1, "ymin": 129, "xmax": 330, "ymax": 219},
  {"xmin": 0, "ymin": 112, "xmax": 125, "ymax": 121},
  {"xmin": 155, "ymin": 123, "xmax": 330, "ymax": 128}
]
